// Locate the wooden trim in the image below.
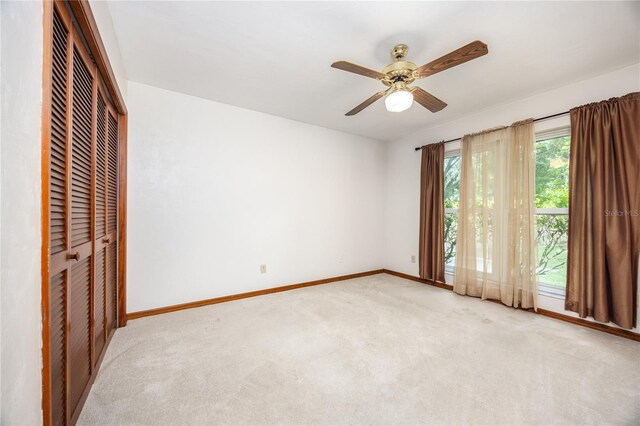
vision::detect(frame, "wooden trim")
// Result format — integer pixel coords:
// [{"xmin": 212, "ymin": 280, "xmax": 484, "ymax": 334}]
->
[
  {"xmin": 127, "ymin": 270, "xmax": 385, "ymax": 320},
  {"xmin": 66, "ymin": 0, "xmax": 126, "ymax": 115},
  {"xmin": 382, "ymin": 269, "xmax": 453, "ymax": 291},
  {"xmin": 535, "ymin": 308, "xmax": 640, "ymax": 342},
  {"xmin": 128, "ymin": 267, "xmax": 640, "ymax": 341},
  {"xmin": 381, "ymin": 269, "xmax": 640, "ymax": 342},
  {"xmin": 117, "ymin": 114, "xmax": 127, "ymax": 327},
  {"xmin": 41, "ymin": 2, "xmax": 54, "ymax": 424}
]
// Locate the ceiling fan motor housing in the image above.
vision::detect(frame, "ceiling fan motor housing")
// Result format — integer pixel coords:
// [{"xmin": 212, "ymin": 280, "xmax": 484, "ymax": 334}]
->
[{"xmin": 382, "ymin": 44, "xmax": 417, "ymax": 86}]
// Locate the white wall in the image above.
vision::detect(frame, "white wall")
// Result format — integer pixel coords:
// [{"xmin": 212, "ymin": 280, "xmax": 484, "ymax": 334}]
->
[
  {"xmin": 90, "ymin": 0, "xmax": 128, "ymax": 102},
  {"xmin": 0, "ymin": 1, "xmax": 44, "ymax": 423},
  {"xmin": 0, "ymin": 5, "xmax": 635, "ymax": 419},
  {"xmin": 384, "ymin": 63, "xmax": 640, "ymax": 332},
  {"xmin": 127, "ymin": 82, "xmax": 386, "ymax": 313}
]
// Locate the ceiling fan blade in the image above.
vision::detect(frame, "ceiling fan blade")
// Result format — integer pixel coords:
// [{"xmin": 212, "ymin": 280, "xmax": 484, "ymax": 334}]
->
[
  {"xmin": 415, "ymin": 40, "xmax": 488, "ymax": 79},
  {"xmin": 331, "ymin": 61, "xmax": 386, "ymax": 80},
  {"xmin": 410, "ymin": 87, "xmax": 447, "ymax": 112},
  {"xmin": 345, "ymin": 90, "xmax": 387, "ymax": 116}
]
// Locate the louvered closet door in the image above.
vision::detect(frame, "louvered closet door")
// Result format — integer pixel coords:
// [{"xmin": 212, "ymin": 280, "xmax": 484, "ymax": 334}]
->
[
  {"xmin": 49, "ymin": 8, "xmax": 70, "ymax": 425},
  {"xmin": 93, "ymin": 91, "xmax": 108, "ymax": 363},
  {"xmin": 68, "ymin": 34, "xmax": 96, "ymax": 421},
  {"xmin": 93, "ymin": 94, "xmax": 119, "ymax": 356},
  {"xmin": 105, "ymin": 109, "xmax": 119, "ymax": 335},
  {"xmin": 47, "ymin": 4, "xmax": 119, "ymax": 424}
]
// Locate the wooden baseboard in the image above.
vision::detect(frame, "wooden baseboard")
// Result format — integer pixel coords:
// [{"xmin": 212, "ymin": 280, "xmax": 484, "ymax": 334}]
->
[
  {"xmin": 127, "ymin": 269, "xmax": 385, "ymax": 320},
  {"xmin": 534, "ymin": 308, "xmax": 640, "ymax": 341},
  {"xmin": 382, "ymin": 269, "xmax": 453, "ymax": 290},
  {"xmin": 127, "ymin": 267, "xmax": 638, "ymax": 342},
  {"xmin": 382, "ymin": 269, "xmax": 640, "ymax": 342}
]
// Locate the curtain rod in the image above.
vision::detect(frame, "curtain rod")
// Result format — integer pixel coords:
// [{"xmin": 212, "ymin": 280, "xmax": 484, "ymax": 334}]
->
[{"xmin": 413, "ymin": 111, "xmax": 569, "ymax": 151}]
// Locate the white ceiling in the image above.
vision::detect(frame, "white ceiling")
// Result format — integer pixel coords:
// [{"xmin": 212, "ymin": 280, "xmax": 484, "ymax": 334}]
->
[{"xmin": 107, "ymin": 1, "xmax": 640, "ymax": 141}]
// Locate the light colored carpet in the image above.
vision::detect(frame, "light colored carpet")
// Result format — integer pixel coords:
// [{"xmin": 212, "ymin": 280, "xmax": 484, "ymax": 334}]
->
[{"xmin": 78, "ymin": 273, "xmax": 640, "ymax": 425}]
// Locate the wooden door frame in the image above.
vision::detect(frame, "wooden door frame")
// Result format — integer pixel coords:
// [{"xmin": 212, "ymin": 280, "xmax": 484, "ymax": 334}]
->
[{"xmin": 41, "ymin": 1, "xmax": 128, "ymax": 424}]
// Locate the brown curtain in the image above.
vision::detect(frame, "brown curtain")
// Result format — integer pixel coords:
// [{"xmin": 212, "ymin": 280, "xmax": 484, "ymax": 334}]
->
[
  {"xmin": 419, "ymin": 142, "xmax": 445, "ymax": 282},
  {"xmin": 566, "ymin": 92, "xmax": 640, "ymax": 329}
]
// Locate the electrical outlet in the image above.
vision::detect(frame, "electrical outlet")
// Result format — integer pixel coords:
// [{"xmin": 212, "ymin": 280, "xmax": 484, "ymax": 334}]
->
[
  {"xmin": 260, "ymin": 264, "xmax": 267, "ymax": 274},
  {"xmin": 338, "ymin": 255, "xmax": 344, "ymax": 263},
  {"xmin": 411, "ymin": 255, "xmax": 416, "ymax": 264}
]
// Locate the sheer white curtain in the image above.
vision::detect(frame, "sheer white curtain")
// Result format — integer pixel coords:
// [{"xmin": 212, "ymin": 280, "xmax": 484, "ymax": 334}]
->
[{"xmin": 453, "ymin": 119, "xmax": 537, "ymax": 309}]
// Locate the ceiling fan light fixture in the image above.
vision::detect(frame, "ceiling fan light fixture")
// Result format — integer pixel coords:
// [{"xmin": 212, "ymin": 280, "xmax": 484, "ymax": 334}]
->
[{"xmin": 385, "ymin": 85, "xmax": 413, "ymax": 112}]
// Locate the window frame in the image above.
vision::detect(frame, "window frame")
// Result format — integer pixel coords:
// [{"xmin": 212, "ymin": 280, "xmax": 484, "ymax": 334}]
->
[{"xmin": 440, "ymin": 122, "xmax": 572, "ymax": 297}]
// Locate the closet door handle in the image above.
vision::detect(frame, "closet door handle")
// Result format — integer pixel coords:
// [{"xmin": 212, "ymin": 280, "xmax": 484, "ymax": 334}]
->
[
  {"xmin": 102, "ymin": 237, "xmax": 110, "ymax": 244},
  {"xmin": 67, "ymin": 252, "xmax": 80, "ymax": 261}
]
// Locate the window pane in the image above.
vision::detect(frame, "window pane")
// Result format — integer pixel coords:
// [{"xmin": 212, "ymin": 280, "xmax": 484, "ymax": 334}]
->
[
  {"xmin": 535, "ymin": 133, "xmax": 570, "ymax": 289},
  {"xmin": 535, "ymin": 135, "xmax": 570, "ymax": 209},
  {"xmin": 535, "ymin": 214, "xmax": 568, "ymax": 288},
  {"xmin": 444, "ymin": 154, "xmax": 460, "ymax": 209},
  {"xmin": 444, "ymin": 152, "xmax": 460, "ymax": 271},
  {"xmin": 471, "ymin": 148, "xmax": 497, "ymax": 209},
  {"xmin": 444, "ymin": 212, "xmax": 458, "ymax": 269}
]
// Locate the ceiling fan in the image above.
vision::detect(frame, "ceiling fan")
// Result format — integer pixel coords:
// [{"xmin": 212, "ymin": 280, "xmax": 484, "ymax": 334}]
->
[{"xmin": 331, "ymin": 41, "xmax": 488, "ymax": 115}]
